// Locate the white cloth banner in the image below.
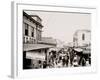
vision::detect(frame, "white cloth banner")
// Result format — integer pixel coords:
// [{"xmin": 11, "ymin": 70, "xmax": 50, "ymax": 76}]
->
[{"xmin": 26, "ymin": 51, "xmax": 45, "ymax": 60}]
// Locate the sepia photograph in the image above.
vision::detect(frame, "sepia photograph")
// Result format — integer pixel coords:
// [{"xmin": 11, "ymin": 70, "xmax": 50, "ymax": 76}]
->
[{"xmin": 23, "ymin": 10, "xmax": 91, "ymax": 69}]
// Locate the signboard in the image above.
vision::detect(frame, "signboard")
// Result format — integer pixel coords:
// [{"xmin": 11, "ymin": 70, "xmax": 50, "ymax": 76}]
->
[{"xmin": 26, "ymin": 51, "xmax": 45, "ymax": 61}]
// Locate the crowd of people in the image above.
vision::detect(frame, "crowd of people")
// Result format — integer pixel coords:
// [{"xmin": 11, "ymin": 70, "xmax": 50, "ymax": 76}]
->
[
  {"xmin": 36, "ymin": 47, "xmax": 91, "ymax": 69},
  {"xmin": 36, "ymin": 48, "xmax": 91, "ymax": 68},
  {"xmin": 46, "ymin": 50, "xmax": 69, "ymax": 68}
]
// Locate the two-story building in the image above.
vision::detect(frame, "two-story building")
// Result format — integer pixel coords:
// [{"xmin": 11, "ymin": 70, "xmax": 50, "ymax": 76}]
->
[
  {"xmin": 73, "ymin": 30, "xmax": 91, "ymax": 47},
  {"xmin": 23, "ymin": 11, "xmax": 57, "ymax": 69},
  {"xmin": 73, "ymin": 30, "xmax": 91, "ymax": 54}
]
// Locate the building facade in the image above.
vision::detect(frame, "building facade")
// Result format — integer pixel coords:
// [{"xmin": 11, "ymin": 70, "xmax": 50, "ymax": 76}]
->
[
  {"xmin": 23, "ymin": 11, "xmax": 43, "ymax": 44},
  {"xmin": 73, "ymin": 30, "xmax": 91, "ymax": 47},
  {"xmin": 23, "ymin": 11, "xmax": 57, "ymax": 69},
  {"xmin": 73, "ymin": 30, "xmax": 91, "ymax": 66}
]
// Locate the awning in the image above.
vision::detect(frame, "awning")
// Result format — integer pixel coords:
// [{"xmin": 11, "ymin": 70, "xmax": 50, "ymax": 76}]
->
[
  {"xmin": 49, "ymin": 47, "xmax": 60, "ymax": 51},
  {"xmin": 23, "ymin": 43, "xmax": 55, "ymax": 51},
  {"xmin": 74, "ymin": 48, "xmax": 83, "ymax": 52}
]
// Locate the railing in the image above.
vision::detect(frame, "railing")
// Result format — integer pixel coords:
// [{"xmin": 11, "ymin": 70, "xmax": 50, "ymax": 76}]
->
[{"xmin": 23, "ymin": 36, "xmax": 36, "ymax": 44}]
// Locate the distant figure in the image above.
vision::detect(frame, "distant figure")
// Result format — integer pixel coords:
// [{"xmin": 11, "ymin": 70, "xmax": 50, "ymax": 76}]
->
[
  {"xmin": 73, "ymin": 59, "xmax": 78, "ymax": 67},
  {"xmin": 86, "ymin": 60, "xmax": 90, "ymax": 66},
  {"xmin": 89, "ymin": 57, "xmax": 91, "ymax": 65},
  {"xmin": 38, "ymin": 60, "xmax": 42, "ymax": 68},
  {"xmin": 81, "ymin": 58, "xmax": 86, "ymax": 66},
  {"xmin": 43, "ymin": 61, "xmax": 47, "ymax": 68},
  {"xmin": 62, "ymin": 57, "xmax": 66, "ymax": 67},
  {"xmin": 64, "ymin": 55, "xmax": 69, "ymax": 67},
  {"xmin": 72, "ymin": 55, "xmax": 78, "ymax": 67},
  {"xmin": 57, "ymin": 60, "xmax": 62, "ymax": 68}
]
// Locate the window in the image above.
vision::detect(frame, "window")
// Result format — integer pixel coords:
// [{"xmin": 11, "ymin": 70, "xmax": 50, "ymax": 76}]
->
[
  {"xmin": 82, "ymin": 33, "xmax": 85, "ymax": 40},
  {"xmin": 26, "ymin": 37, "xmax": 28, "ymax": 43},
  {"xmin": 31, "ymin": 27, "xmax": 34, "ymax": 37},
  {"xmin": 25, "ymin": 23, "xmax": 28, "ymax": 36},
  {"xmin": 38, "ymin": 30, "xmax": 41, "ymax": 40}
]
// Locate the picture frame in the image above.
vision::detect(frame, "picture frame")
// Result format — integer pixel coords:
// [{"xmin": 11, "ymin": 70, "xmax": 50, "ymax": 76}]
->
[{"xmin": 11, "ymin": 1, "xmax": 97, "ymax": 78}]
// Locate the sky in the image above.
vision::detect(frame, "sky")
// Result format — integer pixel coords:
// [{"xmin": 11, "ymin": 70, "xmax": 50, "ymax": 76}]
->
[{"xmin": 25, "ymin": 10, "xmax": 91, "ymax": 43}]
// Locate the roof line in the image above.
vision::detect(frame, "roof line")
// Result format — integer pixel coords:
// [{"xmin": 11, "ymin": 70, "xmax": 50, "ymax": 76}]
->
[{"xmin": 23, "ymin": 11, "xmax": 43, "ymax": 27}]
